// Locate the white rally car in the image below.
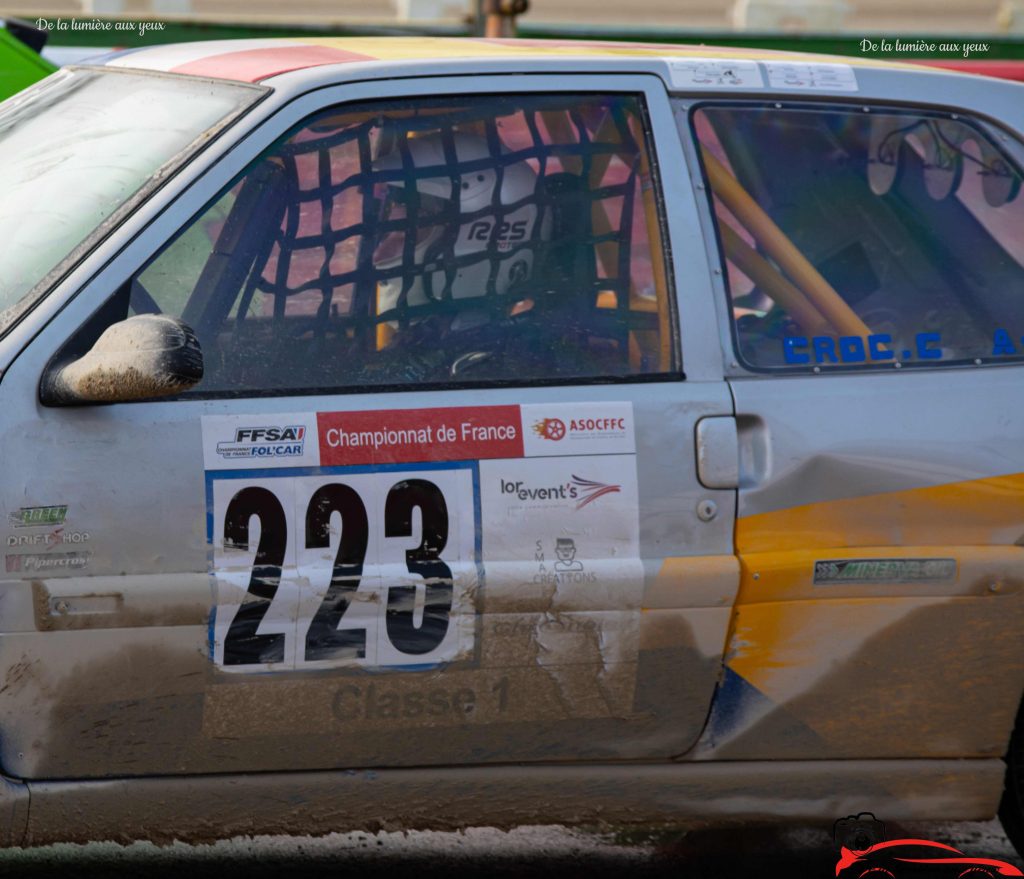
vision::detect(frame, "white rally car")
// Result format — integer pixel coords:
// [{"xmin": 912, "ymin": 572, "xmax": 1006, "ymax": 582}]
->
[{"xmin": 2, "ymin": 37, "xmax": 1024, "ymax": 854}]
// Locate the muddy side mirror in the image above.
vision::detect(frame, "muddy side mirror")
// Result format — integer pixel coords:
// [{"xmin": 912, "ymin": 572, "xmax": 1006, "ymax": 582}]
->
[{"xmin": 41, "ymin": 315, "xmax": 203, "ymax": 405}]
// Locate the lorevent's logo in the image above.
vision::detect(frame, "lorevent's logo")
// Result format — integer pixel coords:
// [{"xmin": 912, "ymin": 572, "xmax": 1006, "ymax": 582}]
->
[
  {"xmin": 571, "ymin": 475, "xmax": 621, "ymax": 510},
  {"xmin": 497, "ymin": 475, "xmax": 620, "ymax": 509}
]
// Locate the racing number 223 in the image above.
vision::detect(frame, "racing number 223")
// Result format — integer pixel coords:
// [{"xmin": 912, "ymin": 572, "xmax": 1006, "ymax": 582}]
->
[{"xmin": 221, "ymin": 478, "xmax": 453, "ymax": 666}]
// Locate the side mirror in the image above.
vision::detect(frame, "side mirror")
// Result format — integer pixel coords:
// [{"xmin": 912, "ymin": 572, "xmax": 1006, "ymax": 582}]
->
[{"xmin": 41, "ymin": 315, "xmax": 203, "ymax": 406}]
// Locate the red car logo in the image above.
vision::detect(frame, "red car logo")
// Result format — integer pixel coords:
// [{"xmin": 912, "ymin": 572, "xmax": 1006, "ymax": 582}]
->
[{"xmin": 836, "ymin": 838, "xmax": 1024, "ymax": 877}]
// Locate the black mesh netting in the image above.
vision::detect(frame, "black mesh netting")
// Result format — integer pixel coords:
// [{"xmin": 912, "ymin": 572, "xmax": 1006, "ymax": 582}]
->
[{"xmin": 237, "ymin": 96, "xmax": 643, "ymax": 346}]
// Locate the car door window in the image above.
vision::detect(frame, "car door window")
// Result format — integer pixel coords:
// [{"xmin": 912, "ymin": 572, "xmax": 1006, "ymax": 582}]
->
[
  {"xmin": 689, "ymin": 102, "xmax": 1024, "ymax": 370},
  {"xmin": 127, "ymin": 92, "xmax": 677, "ymax": 396}
]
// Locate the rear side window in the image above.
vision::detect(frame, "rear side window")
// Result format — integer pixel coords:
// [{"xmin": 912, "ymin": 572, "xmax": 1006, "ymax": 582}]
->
[
  {"xmin": 690, "ymin": 102, "xmax": 1024, "ymax": 370},
  {"xmin": 128, "ymin": 92, "xmax": 677, "ymax": 396}
]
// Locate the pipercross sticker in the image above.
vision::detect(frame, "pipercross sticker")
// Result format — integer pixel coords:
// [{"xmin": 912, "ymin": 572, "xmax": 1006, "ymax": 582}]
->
[{"xmin": 5, "ymin": 551, "xmax": 90, "ymax": 573}]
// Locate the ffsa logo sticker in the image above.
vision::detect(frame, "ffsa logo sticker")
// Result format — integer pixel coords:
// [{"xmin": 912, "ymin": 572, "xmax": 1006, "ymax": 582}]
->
[{"xmin": 216, "ymin": 425, "xmax": 306, "ymax": 460}]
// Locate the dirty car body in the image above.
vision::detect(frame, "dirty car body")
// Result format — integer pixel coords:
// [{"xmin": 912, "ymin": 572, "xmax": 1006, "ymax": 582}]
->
[{"xmin": 1, "ymin": 37, "xmax": 1024, "ymax": 849}]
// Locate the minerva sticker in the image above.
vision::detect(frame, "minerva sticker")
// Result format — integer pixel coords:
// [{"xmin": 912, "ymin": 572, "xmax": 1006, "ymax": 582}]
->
[
  {"xmin": 814, "ymin": 558, "xmax": 957, "ymax": 584},
  {"xmin": 201, "ymin": 403, "xmax": 643, "ymax": 690}
]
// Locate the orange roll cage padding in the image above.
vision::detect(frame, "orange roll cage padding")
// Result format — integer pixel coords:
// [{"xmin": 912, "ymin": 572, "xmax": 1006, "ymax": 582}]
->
[
  {"xmin": 700, "ymin": 145, "xmax": 871, "ymax": 339},
  {"xmin": 719, "ymin": 224, "xmax": 829, "ymax": 335}
]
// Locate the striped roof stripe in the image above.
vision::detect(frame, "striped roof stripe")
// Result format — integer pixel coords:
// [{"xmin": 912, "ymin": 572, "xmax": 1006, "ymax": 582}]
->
[{"xmin": 101, "ymin": 36, "xmax": 910, "ymax": 84}]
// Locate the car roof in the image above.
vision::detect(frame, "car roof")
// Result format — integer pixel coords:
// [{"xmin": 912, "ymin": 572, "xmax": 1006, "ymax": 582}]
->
[{"xmin": 95, "ymin": 36, "xmax": 906, "ymax": 85}]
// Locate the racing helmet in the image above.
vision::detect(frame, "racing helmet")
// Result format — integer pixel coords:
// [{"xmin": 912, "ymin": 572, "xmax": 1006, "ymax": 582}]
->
[{"xmin": 372, "ymin": 132, "xmax": 548, "ymax": 318}]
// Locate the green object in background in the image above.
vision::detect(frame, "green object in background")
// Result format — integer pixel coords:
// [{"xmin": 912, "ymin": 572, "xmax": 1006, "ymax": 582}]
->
[{"xmin": 0, "ymin": 26, "xmax": 55, "ymax": 102}]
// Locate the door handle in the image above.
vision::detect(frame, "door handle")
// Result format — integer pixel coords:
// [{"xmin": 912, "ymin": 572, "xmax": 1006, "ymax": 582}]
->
[{"xmin": 695, "ymin": 416, "xmax": 739, "ymax": 489}]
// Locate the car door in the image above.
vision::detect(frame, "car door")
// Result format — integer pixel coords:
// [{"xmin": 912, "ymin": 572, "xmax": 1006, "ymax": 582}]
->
[
  {"xmin": 680, "ymin": 93, "xmax": 1024, "ymax": 760},
  {"xmin": 0, "ymin": 72, "xmax": 738, "ymax": 779}
]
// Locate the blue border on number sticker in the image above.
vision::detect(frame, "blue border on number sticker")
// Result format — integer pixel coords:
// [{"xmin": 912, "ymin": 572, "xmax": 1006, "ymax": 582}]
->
[{"xmin": 204, "ymin": 460, "xmax": 484, "ymax": 671}]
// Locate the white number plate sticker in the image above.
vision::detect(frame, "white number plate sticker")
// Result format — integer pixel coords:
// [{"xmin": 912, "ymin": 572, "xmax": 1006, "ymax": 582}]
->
[
  {"xmin": 203, "ymin": 403, "xmax": 639, "ymax": 675},
  {"xmin": 209, "ymin": 466, "xmax": 478, "ymax": 671}
]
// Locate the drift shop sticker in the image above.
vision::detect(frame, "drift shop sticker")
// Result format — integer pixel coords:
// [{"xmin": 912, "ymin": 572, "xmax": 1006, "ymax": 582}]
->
[{"xmin": 7, "ymin": 530, "xmax": 89, "ymax": 548}]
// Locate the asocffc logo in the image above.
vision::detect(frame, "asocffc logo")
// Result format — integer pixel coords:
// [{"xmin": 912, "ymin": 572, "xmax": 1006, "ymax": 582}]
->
[
  {"xmin": 532, "ymin": 418, "xmax": 566, "ymax": 441},
  {"xmin": 216, "ymin": 425, "xmax": 307, "ymax": 460},
  {"xmin": 531, "ymin": 415, "xmax": 628, "ymax": 442}
]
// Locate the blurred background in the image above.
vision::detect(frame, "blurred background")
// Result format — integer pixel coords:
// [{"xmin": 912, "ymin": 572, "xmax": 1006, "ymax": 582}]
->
[
  {"xmin": 2, "ymin": 0, "xmax": 1024, "ymax": 86},
  {"xmin": 5, "ymin": 0, "xmax": 1024, "ymax": 34}
]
